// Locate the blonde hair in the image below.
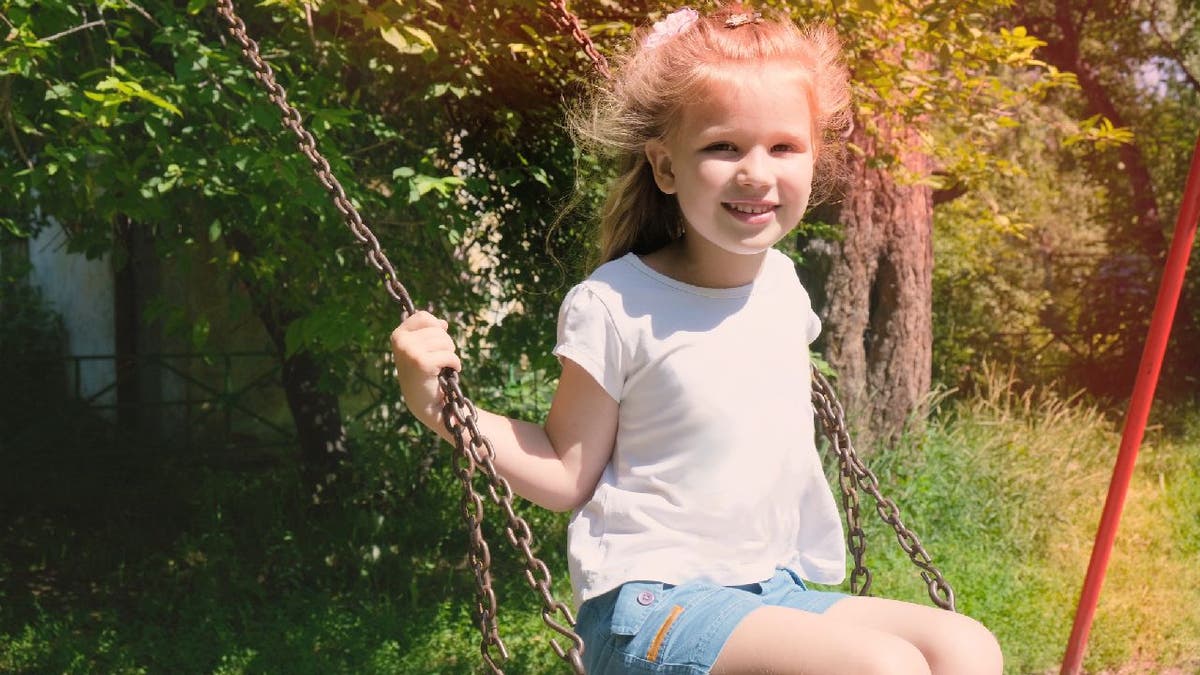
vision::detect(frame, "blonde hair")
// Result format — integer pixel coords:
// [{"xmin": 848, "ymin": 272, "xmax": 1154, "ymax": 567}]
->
[{"xmin": 569, "ymin": 3, "xmax": 852, "ymax": 264}]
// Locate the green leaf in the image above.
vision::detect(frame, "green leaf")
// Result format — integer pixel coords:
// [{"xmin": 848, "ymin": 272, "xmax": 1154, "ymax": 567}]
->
[
  {"xmin": 190, "ymin": 316, "xmax": 210, "ymax": 349},
  {"xmin": 131, "ymin": 89, "xmax": 183, "ymax": 117}
]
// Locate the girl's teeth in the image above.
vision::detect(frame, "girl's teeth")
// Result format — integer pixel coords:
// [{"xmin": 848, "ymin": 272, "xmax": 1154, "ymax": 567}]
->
[{"xmin": 729, "ymin": 204, "xmax": 772, "ymax": 214}]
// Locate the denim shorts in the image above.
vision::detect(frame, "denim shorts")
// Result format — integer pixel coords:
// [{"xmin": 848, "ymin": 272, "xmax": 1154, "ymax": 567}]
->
[{"xmin": 574, "ymin": 567, "xmax": 847, "ymax": 675}]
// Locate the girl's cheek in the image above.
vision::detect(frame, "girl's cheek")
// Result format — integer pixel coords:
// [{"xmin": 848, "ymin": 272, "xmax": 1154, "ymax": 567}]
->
[{"xmin": 697, "ymin": 164, "xmax": 728, "ymax": 182}]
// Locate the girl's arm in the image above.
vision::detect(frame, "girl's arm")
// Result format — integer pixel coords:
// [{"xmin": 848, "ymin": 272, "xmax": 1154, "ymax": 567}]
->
[{"xmin": 390, "ymin": 311, "xmax": 618, "ymax": 512}]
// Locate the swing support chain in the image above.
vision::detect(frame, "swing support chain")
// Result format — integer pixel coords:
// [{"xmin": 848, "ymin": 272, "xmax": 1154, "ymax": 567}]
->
[
  {"xmin": 213, "ymin": 2, "xmax": 415, "ymax": 318},
  {"xmin": 811, "ymin": 370, "xmax": 957, "ymax": 612},
  {"xmin": 548, "ymin": 0, "xmax": 611, "ymax": 80},
  {"xmin": 440, "ymin": 372, "xmax": 588, "ymax": 673},
  {"xmin": 213, "ymin": 2, "xmax": 586, "ymax": 672}
]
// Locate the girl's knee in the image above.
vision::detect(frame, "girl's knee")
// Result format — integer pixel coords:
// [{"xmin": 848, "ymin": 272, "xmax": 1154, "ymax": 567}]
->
[
  {"xmin": 857, "ymin": 635, "xmax": 931, "ymax": 675},
  {"xmin": 927, "ymin": 613, "xmax": 1003, "ymax": 675}
]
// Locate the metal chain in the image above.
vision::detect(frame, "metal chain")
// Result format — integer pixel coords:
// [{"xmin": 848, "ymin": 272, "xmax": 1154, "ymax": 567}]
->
[
  {"xmin": 811, "ymin": 370, "xmax": 957, "ymax": 612},
  {"xmin": 213, "ymin": 2, "xmax": 415, "ymax": 317},
  {"xmin": 441, "ymin": 374, "xmax": 587, "ymax": 673},
  {"xmin": 547, "ymin": 0, "xmax": 610, "ymax": 80},
  {"xmin": 212, "ymin": 2, "xmax": 585, "ymax": 672}
]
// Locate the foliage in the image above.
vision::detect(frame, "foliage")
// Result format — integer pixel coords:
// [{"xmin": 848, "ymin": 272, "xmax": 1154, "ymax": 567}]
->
[
  {"xmin": 0, "ymin": 254, "xmax": 68, "ymax": 441},
  {"xmin": 930, "ymin": 95, "xmax": 1112, "ymax": 389},
  {"xmin": 1, "ymin": 0, "xmax": 511, "ymax": 384},
  {"xmin": 7, "ymin": 0, "xmax": 1191, "ymax": 414},
  {"xmin": 972, "ymin": 0, "xmax": 1200, "ymax": 395}
]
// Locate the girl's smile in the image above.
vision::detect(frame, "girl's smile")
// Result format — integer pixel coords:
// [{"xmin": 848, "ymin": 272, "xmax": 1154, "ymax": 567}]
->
[{"xmin": 724, "ymin": 201, "xmax": 780, "ymax": 224}]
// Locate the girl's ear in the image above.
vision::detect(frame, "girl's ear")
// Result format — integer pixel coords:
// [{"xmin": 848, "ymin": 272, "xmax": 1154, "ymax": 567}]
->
[{"xmin": 644, "ymin": 140, "xmax": 676, "ymax": 194}]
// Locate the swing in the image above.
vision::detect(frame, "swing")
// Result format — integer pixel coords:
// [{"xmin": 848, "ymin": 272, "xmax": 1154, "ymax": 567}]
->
[{"xmin": 212, "ymin": 2, "xmax": 956, "ymax": 672}]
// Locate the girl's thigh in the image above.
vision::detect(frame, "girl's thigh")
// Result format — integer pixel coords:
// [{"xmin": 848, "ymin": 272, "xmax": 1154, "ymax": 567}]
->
[
  {"xmin": 711, "ymin": 596, "xmax": 1002, "ymax": 675},
  {"xmin": 710, "ymin": 604, "xmax": 931, "ymax": 675}
]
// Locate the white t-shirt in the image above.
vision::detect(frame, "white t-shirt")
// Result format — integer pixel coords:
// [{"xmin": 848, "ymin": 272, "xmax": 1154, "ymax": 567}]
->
[{"xmin": 554, "ymin": 248, "xmax": 846, "ymax": 607}]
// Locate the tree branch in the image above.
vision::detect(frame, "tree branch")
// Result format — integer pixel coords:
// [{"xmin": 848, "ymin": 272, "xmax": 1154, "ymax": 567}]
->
[
  {"xmin": 1, "ymin": 78, "xmax": 33, "ymax": 171},
  {"xmin": 40, "ymin": 19, "xmax": 106, "ymax": 44},
  {"xmin": 123, "ymin": 0, "xmax": 159, "ymax": 27},
  {"xmin": 1147, "ymin": 0, "xmax": 1200, "ymax": 93}
]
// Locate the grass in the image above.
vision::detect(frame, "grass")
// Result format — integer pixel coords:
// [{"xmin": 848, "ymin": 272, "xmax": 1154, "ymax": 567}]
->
[
  {"xmin": 842, "ymin": 368, "xmax": 1200, "ymax": 674},
  {"xmin": 1, "ymin": 369, "xmax": 1198, "ymax": 674}
]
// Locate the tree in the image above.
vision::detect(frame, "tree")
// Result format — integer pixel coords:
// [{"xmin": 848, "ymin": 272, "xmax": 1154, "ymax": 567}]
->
[
  {"xmin": 0, "ymin": 0, "xmax": 502, "ymax": 486},
  {"xmin": 788, "ymin": 1, "xmax": 1067, "ymax": 445},
  {"xmin": 999, "ymin": 0, "xmax": 1200, "ymax": 395}
]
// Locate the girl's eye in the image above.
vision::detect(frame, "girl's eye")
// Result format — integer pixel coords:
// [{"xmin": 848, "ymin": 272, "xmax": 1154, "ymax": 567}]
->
[
  {"xmin": 704, "ymin": 142, "xmax": 736, "ymax": 152},
  {"xmin": 772, "ymin": 143, "xmax": 801, "ymax": 153}
]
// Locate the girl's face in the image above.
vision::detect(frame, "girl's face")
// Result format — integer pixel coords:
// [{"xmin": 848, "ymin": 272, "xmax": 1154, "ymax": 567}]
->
[{"xmin": 646, "ymin": 66, "xmax": 815, "ymax": 262}]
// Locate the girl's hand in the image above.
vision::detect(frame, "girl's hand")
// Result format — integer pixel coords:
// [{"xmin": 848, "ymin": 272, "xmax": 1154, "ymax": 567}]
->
[{"xmin": 389, "ymin": 311, "xmax": 462, "ymax": 431}]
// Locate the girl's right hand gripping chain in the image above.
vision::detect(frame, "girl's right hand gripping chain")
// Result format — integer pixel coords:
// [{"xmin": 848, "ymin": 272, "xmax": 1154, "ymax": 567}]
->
[{"xmin": 390, "ymin": 311, "xmax": 462, "ymax": 435}]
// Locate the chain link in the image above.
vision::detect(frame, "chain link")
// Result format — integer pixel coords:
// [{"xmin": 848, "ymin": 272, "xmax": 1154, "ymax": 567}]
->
[
  {"xmin": 811, "ymin": 370, "xmax": 957, "ymax": 612},
  {"xmin": 547, "ymin": 0, "xmax": 610, "ymax": 80},
  {"xmin": 441, "ymin": 372, "xmax": 588, "ymax": 672}
]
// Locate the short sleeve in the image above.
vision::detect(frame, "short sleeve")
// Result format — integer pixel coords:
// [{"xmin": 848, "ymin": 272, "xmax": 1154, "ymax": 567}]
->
[
  {"xmin": 553, "ymin": 284, "xmax": 624, "ymax": 401},
  {"xmin": 806, "ymin": 307, "xmax": 822, "ymax": 345}
]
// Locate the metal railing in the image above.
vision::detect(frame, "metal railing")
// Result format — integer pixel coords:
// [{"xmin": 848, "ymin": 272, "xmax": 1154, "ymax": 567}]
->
[{"xmin": 42, "ymin": 351, "xmax": 296, "ymax": 452}]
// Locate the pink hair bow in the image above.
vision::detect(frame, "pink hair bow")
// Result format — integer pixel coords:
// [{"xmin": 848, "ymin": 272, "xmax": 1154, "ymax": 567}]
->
[{"xmin": 644, "ymin": 8, "xmax": 699, "ymax": 49}]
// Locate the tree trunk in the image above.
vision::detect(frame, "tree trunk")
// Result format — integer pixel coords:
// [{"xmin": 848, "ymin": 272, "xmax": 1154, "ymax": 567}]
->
[
  {"xmin": 114, "ymin": 218, "xmax": 163, "ymax": 442},
  {"xmin": 225, "ymin": 232, "xmax": 348, "ymax": 492},
  {"xmin": 816, "ymin": 117, "xmax": 934, "ymax": 449},
  {"xmin": 277, "ymin": 345, "xmax": 349, "ymax": 490}
]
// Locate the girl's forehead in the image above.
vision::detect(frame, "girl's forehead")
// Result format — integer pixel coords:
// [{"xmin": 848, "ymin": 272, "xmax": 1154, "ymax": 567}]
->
[{"xmin": 677, "ymin": 67, "xmax": 814, "ymax": 133}]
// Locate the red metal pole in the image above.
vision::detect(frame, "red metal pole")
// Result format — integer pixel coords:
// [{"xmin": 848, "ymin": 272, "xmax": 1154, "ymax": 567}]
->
[{"xmin": 1060, "ymin": 130, "xmax": 1200, "ymax": 675}]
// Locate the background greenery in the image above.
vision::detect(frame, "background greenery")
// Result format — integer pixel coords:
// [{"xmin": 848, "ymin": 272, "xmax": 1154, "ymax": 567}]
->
[{"xmin": 2, "ymin": 0, "xmax": 1199, "ymax": 673}]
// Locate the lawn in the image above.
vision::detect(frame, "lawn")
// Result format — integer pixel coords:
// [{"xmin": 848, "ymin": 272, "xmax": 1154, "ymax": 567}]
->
[{"xmin": 2, "ymin": 374, "xmax": 1197, "ymax": 674}]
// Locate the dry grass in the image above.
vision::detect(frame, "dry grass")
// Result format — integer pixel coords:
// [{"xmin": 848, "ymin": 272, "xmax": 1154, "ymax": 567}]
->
[{"xmin": 857, "ymin": 364, "xmax": 1200, "ymax": 674}]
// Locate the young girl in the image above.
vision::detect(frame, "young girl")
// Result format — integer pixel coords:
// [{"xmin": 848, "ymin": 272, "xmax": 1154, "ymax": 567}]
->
[{"xmin": 391, "ymin": 4, "xmax": 1003, "ymax": 673}]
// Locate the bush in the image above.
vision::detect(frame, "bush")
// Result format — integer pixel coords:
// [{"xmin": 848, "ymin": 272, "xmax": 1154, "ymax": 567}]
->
[{"xmin": 0, "ymin": 258, "xmax": 68, "ymax": 440}]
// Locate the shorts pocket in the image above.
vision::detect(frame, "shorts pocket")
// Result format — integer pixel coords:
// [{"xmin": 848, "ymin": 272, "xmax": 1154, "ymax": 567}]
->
[{"xmin": 610, "ymin": 581, "xmax": 669, "ymax": 636}]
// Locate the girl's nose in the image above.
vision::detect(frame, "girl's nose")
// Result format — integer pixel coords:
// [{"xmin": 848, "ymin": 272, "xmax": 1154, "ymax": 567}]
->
[{"xmin": 736, "ymin": 149, "xmax": 771, "ymax": 187}]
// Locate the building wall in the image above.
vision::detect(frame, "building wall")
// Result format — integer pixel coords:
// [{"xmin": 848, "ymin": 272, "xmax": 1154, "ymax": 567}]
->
[
  {"xmin": 22, "ymin": 220, "xmax": 298, "ymax": 448},
  {"xmin": 27, "ymin": 223, "xmax": 117, "ymax": 409}
]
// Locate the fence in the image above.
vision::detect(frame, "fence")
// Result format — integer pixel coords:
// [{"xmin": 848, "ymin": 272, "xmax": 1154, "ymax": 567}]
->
[{"xmin": 48, "ymin": 351, "xmax": 297, "ymax": 453}]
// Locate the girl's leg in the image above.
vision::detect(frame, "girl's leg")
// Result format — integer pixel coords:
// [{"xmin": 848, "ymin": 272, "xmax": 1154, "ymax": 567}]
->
[
  {"xmin": 711, "ymin": 597, "xmax": 1001, "ymax": 675},
  {"xmin": 711, "ymin": 605, "xmax": 932, "ymax": 675},
  {"xmin": 824, "ymin": 596, "xmax": 1002, "ymax": 675}
]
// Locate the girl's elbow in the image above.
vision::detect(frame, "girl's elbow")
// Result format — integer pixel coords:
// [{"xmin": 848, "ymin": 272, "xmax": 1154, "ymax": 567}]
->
[
  {"xmin": 536, "ymin": 480, "xmax": 598, "ymax": 513},
  {"xmin": 537, "ymin": 490, "xmax": 588, "ymax": 513},
  {"xmin": 539, "ymin": 497, "xmax": 577, "ymax": 513}
]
